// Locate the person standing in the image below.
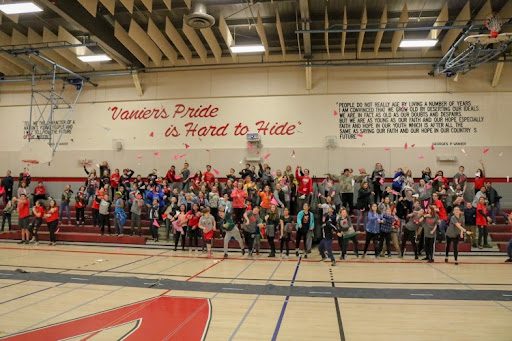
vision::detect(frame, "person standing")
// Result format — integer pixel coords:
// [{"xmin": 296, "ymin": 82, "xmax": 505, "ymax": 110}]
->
[
  {"xmin": 98, "ymin": 194, "xmax": 111, "ymax": 235},
  {"xmin": 44, "ymin": 199, "xmax": 59, "ymax": 246},
  {"xmin": 75, "ymin": 187, "xmax": 86, "ymax": 226},
  {"xmin": 485, "ymin": 182, "xmax": 508, "ymax": 225},
  {"xmin": 476, "ymin": 196, "xmax": 492, "ymax": 249},
  {"xmin": 1, "ymin": 170, "xmax": 14, "ymax": 202},
  {"xmin": 279, "ymin": 208, "xmax": 294, "ymax": 257},
  {"xmin": 29, "ymin": 200, "xmax": 44, "ymax": 244},
  {"xmin": 173, "ymin": 204, "xmax": 189, "ymax": 251},
  {"xmin": 114, "ymin": 192, "xmax": 126, "ymax": 236},
  {"xmin": 401, "ymin": 201, "xmax": 422, "ymax": 259},
  {"xmin": 379, "ymin": 207, "xmax": 395, "ymax": 258},
  {"xmin": 371, "ymin": 163, "xmax": 385, "ymax": 204},
  {"xmin": 362, "ymin": 203, "xmax": 381, "ymax": 258},
  {"xmin": 264, "ymin": 204, "xmax": 280, "ymax": 257},
  {"xmin": 295, "ymin": 203, "xmax": 314, "ymax": 258},
  {"xmin": 231, "ymin": 181, "xmax": 247, "ymax": 226},
  {"xmin": 474, "ymin": 161, "xmax": 486, "ymax": 195},
  {"xmin": 419, "ymin": 206, "xmax": 439, "ymax": 263},
  {"xmin": 218, "ymin": 210, "xmax": 245, "ymax": 258},
  {"xmin": 295, "ymin": 166, "xmax": 313, "ymax": 212},
  {"xmin": 338, "ymin": 208, "xmax": 359, "ymax": 260},
  {"xmin": 186, "ymin": 204, "xmax": 202, "ymax": 252},
  {"xmin": 149, "ymin": 199, "xmax": 160, "ymax": 242},
  {"xmin": 60, "ymin": 185, "xmax": 73, "ymax": 225},
  {"xmin": 319, "ymin": 206, "xmax": 337, "ymax": 266},
  {"xmin": 355, "ymin": 182, "xmax": 372, "ymax": 231},
  {"xmin": 1, "ymin": 199, "xmax": 14, "ymax": 232},
  {"xmin": 505, "ymin": 213, "xmax": 512, "ymax": 263},
  {"xmin": 242, "ymin": 207, "xmax": 261, "ymax": 256},
  {"xmin": 445, "ymin": 206, "xmax": 467, "ymax": 265},
  {"xmin": 14, "ymin": 194, "xmax": 30, "ymax": 244},
  {"xmin": 198, "ymin": 207, "xmax": 216, "ymax": 258}
]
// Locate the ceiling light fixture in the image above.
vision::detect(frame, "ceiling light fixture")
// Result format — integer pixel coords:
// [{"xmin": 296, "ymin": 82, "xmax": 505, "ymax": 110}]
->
[
  {"xmin": 0, "ymin": 2, "xmax": 43, "ymax": 15},
  {"xmin": 229, "ymin": 44, "xmax": 265, "ymax": 54},
  {"xmin": 399, "ymin": 39, "xmax": 438, "ymax": 48},
  {"xmin": 77, "ymin": 54, "xmax": 112, "ymax": 62}
]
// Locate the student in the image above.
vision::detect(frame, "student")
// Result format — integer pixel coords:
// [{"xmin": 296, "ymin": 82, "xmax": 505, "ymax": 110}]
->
[
  {"xmin": 463, "ymin": 202, "xmax": 477, "ymax": 247},
  {"xmin": 130, "ymin": 192, "xmax": 144, "ymax": 236},
  {"xmin": 476, "ymin": 196, "xmax": 492, "ymax": 249},
  {"xmin": 60, "ymin": 185, "xmax": 73, "ymax": 225},
  {"xmin": 231, "ymin": 181, "xmax": 247, "ymax": 226},
  {"xmin": 163, "ymin": 197, "xmax": 178, "ymax": 241},
  {"xmin": 419, "ymin": 206, "xmax": 438, "ymax": 263},
  {"xmin": 199, "ymin": 207, "xmax": 216, "ymax": 258},
  {"xmin": 445, "ymin": 206, "xmax": 467, "ymax": 265},
  {"xmin": 242, "ymin": 207, "xmax": 261, "ymax": 257},
  {"xmin": 379, "ymin": 207, "xmax": 395, "ymax": 258},
  {"xmin": 485, "ymin": 182, "xmax": 508, "ymax": 225},
  {"xmin": 29, "ymin": 200, "xmax": 44, "ymax": 244},
  {"xmin": 173, "ymin": 204, "xmax": 189, "ymax": 251},
  {"xmin": 264, "ymin": 204, "xmax": 280, "ymax": 257},
  {"xmin": 371, "ymin": 163, "xmax": 385, "ymax": 204},
  {"xmin": 355, "ymin": 182, "xmax": 372, "ymax": 231},
  {"xmin": 1, "ymin": 199, "xmax": 14, "ymax": 232},
  {"xmin": 99, "ymin": 194, "xmax": 111, "ymax": 235},
  {"xmin": 91, "ymin": 188, "xmax": 102, "ymax": 227},
  {"xmin": 258, "ymin": 185, "xmax": 273, "ymax": 217},
  {"xmin": 75, "ymin": 187, "xmax": 86, "ymax": 226},
  {"xmin": 338, "ymin": 208, "xmax": 359, "ymax": 260},
  {"xmin": 453, "ymin": 166, "xmax": 468, "ymax": 194},
  {"xmin": 474, "ymin": 161, "xmax": 486, "ymax": 195},
  {"xmin": 279, "ymin": 208, "xmax": 294, "ymax": 257},
  {"xmin": 45, "ymin": 199, "xmax": 59, "ymax": 246},
  {"xmin": 295, "ymin": 203, "xmax": 314, "ymax": 258},
  {"xmin": 319, "ymin": 206, "xmax": 337, "ymax": 266},
  {"xmin": 401, "ymin": 201, "xmax": 422, "ymax": 259},
  {"xmin": 186, "ymin": 204, "xmax": 202, "ymax": 252},
  {"xmin": 219, "ymin": 210, "xmax": 245, "ymax": 258},
  {"xmin": 432, "ymin": 192, "xmax": 448, "ymax": 241},
  {"xmin": 149, "ymin": 199, "xmax": 160, "ymax": 242},
  {"xmin": 114, "ymin": 192, "xmax": 126, "ymax": 236},
  {"xmin": 14, "ymin": 194, "xmax": 30, "ymax": 244},
  {"xmin": 362, "ymin": 203, "xmax": 381, "ymax": 258},
  {"xmin": 506, "ymin": 213, "xmax": 512, "ymax": 263},
  {"xmin": 1, "ymin": 170, "xmax": 14, "ymax": 201},
  {"xmin": 295, "ymin": 166, "xmax": 313, "ymax": 212},
  {"xmin": 208, "ymin": 186, "xmax": 220, "ymax": 220},
  {"xmin": 33, "ymin": 181, "xmax": 47, "ymax": 203}
]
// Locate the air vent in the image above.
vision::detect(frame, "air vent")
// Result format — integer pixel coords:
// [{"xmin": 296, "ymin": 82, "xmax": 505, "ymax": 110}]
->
[{"xmin": 185, "ymin": 3, "xmax": 215, "ymax": 29}]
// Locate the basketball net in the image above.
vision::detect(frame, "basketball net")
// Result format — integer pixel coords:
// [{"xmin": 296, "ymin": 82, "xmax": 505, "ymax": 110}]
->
[{"xmin": 484, "ymin": 14, "xmax": 502, "ymax": 38}]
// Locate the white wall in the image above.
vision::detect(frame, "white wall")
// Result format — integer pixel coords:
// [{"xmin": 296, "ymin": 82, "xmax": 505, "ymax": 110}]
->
[{"xmin": 0, "ymin": 64, "xmax": 511, "ymax": 178}]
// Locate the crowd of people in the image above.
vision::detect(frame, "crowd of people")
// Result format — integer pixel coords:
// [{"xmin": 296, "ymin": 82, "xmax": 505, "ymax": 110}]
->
[{"xmin": 0, "ymin": 160, "xmax": 511, "ymax": 263}]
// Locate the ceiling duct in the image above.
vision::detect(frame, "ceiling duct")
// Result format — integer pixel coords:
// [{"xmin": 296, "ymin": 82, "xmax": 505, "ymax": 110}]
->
[{"xmin": 185, "ymin": 2, "xmax": 215, "ymax": 29}]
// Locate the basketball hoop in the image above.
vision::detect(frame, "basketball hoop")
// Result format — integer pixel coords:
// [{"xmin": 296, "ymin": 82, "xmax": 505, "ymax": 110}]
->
[{"xmin": 485, "ymin": 13, "xmax": 502, "ymax": 38}]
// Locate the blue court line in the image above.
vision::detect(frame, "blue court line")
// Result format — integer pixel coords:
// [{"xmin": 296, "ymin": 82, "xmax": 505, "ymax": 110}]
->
[{"xmin": 271, "ymin": 256, "xmax": 302, "ymax": 341}]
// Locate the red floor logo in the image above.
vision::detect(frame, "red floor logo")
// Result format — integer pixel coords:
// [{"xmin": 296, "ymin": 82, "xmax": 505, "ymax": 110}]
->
[{"xmin": 3, "ymin": 296, "xmax": 211, "ymax": 340}]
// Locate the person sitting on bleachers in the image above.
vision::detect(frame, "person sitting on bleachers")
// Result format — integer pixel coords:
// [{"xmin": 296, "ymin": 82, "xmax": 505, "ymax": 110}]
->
[{"xmin": 33, "ymin": 181, "xmax": 47, "ymax": 203}]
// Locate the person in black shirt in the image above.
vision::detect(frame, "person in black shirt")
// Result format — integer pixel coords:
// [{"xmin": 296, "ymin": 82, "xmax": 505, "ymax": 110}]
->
[
  {"xmin": 463, "ymin": 202, "xmax": 477, "ymax": 247},
  {"xmin": 1, "ymin": 170, "xmax": 14, "ymax": 201},
  {"xmin": 319, "ymin": 206, "xmax": 338, "ymax": 266}
]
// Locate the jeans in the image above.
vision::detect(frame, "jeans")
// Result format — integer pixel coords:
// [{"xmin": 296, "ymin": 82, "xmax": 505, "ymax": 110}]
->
[
  {"xmin": 478, "ymin": 226, "xmax": 488, "ymax": 246},
  {"xmin": 437, "ymin": 219, "xmax": 447, "ymax": 241},
  {"xmin": 318, "ymin": 239, "xmax": 335, "ymax": 261},
  {"xmin": 59, "ymin": 202, "xmax": 70, "ymax": 223},
  {"xmin": 280, "ymin": 233, "xmax": 291, "ymax": 255},
  {"xmin": 48, "ymin": 220, "xmax": 58, "ymax": 243},
  {"xmin": 223, "ymin": 227, "xmax": 245, "ymax": 254},
  {"xmin": 363, "ymin": 232, "xmax": 380, "ymax": 256},
  {"xmin": 131, "ymin": 213, "xmax": 141, "ymax": 235},
  {"xmin": 115, "ymin": 217, "xmax": 124, "ymax": 235},
  {"xmin": 100, "ymin": 214, "xmax": 110, "ymax": 234},
  {"xmin": 445, "ymin": 236, "xmax": 460, "ymax": 260},
  {"xmin": 340, "ymin": 236, "xmax": 359, "ymax": 258},
  {"xmin": 401, "ymin": 229, "xmax": 418, "ymax": 257},
  {"xmin": 424, "ymin": 236, "xmax": 436, "ymax": 261},
  {"xmin": 30, "ymin": 217, "xmax": 43, "ymax": 241}
]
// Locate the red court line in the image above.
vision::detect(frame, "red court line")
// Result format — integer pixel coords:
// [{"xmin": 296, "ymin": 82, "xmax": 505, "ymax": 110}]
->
[{"xmin": 0, "ymin": 245, "xmax": 508, "ymax": 265}]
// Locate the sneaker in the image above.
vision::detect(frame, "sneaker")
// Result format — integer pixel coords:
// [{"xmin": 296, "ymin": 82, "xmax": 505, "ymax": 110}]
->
[
  {"xmin": 428, "ymin": 259, "xmax": 434, "ymax": 263},
  {"xmin": 454, "ymin": 261, "xmax": 459, "ymax": 265},
  {"xmin": 223, "ymin": 253, "xmax": 228, "ymax": 258},
  {"xmin": 505, "ymin": 259, "xmax": 512, "ymax": 263},
  {"xmin": 323, "ymin": 258, "xmax": 330, "ymax": 262},
  {"xmin": 445, "ymin": 258, "xmax": 448, "ymax": 263},
  {"xmin": 241, "ymin": 249, "xmax": 245, "ymax": 256},
  {"xmin": 331, "ymin": 260, "xmax": 336, "ymax": 266},
  {"xmin": 478, "ymin": 245, "xmax": 483, "ymax": 249},
  {"xmin": 414, "ymin": 255, "xmax": 419, "ymax": 260},
  {"xmin": 422, "ymin": 257, "xmax": 429, "ymax": 260},
  {"xmin": 295, "ymin": 250, "xmax": 299, "ymax": 257},
  {"xmin": 386, "ymin": 254, "xmax": 391, "ymax": 258},
  {"xmin": 483, "ymin": 244, "xmax": 492, "ymax": 248},
  {"xmin": 29, "ymin": 237, "xmax": 36, "ymax": 243},
  {"xmin": 304, "ymin": 254, "xmax": 308, "ymax": 259}
]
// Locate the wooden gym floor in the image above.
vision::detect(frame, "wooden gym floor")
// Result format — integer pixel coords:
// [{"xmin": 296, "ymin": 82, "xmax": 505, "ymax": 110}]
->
[{"xmin": 0, "ymin": 243, "xmax": 510, "ymax": 340}]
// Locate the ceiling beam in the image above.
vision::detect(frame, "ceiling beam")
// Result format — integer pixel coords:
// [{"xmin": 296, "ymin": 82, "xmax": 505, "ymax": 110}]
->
[
  {"xmin": 324, "ymin": 6, "xmax": 330, "ymax": 58},
  {"xmin": 99, "ymin": 0, "xmax": 115, "ymax": 15},
  {"xmin": 491, "ymin": 58, "xmax": 504, "ymax": 88},
  {"xmin": 498, "ymin": 0, "xmax": 512, "ymax": 33},
  {"xmin": 165, "ymin": 17, "xmax": 192, "ymax": 64},
  {"xmin": 39, "ymin": 0, "xmax": 142, "ymax": 67},
  {"xmin": 182, "ymin": 21, "xmax": 208, "ymax": 63},
  {"xmin": 0, "ymin": 31, "xmax": 32, "ymax": 73},
  {"xmin": 119, "ymin": 0, "xmax": 133, "ymax": 13},
  {"xmin": 132, "ymin": 71, "xmax": 143, "ymax": 96},
  {"xmin": 422, "ymin": 2, "xmax": 448, "ymax": 55},
  {"xmin": 374, "ymin": 4, "xmax": 387, "ymax": 55},
  {"xmin": 128, "ymin": 19, "xmax": 163, "ymax": 66},
  {"xmin": 114, "ymin": 21, "xmax": 150, "ymax": 67},
  {"xmin": 391, "ymin": 2, "xmax": 408, "ymax": 57},
  {"xmin": 357, "ymin": 5, "xmax": 367, "ymax": 58},
  {"xmin": 341, "ymin": 5, "xmax": 347, "ymax": 56},
  {"xmin": 27, "ymin": 28, "xmax": 77, "ymax": 71},
  {"xmin": 11, "ymin": 29, "xmax": 48, "ymax": 71},
  {"xmin": 147, "ymin": 18, "xmax": 177, "ymax": 65},
  {"xmin": 275, "ymin": 7, "xmax": 286, "ymax": 57},
  {"xmin": 77, "ymin": 0, "xmax": 98, "ymax": 17},
  {"xmin": 219, "ymin": 15, "xmax": 236, "ymax": 62},
  {"xmin": 441, "ymin": 1, "xmax": 470, "ymax": 54},
  {"xmin": 140, "ymin": 0, "xmax": 152, "ymax": 12},
  {"xmin": 200, "ymin": 27, "xmax": 222, "ymax": 63},
  {"xmin": 163, "ymin": 0, "xmax": 171, "ymax": 11},
  {"xmin": 256, "ymin": 10, "xmax": 269, "ymax": 59},
  {"xmin": 299, "ymin": 0, "xmax": 311, "ymax": 58},
  {"xmin": 58, "ymin": 26, "xmax": 96, "ymax": 64}
]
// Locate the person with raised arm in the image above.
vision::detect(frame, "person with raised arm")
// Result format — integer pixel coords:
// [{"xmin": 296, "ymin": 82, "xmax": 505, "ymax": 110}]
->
[
  {"xmin": 295, "ymin": 166, "xmax": 313, "ymax": 212},
  {"xmin": 44, "ymin": 199, "xmax": 59, "ymax": 246}
]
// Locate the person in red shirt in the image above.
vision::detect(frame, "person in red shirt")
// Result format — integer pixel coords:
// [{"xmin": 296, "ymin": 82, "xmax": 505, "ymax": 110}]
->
[
  {"xmin": 231, "ymin": 181, "xmax": 247, "ymax": 226},
  {"xmin": 203, "ymin": 165, "xmax": 215, "ymax": 187},
  {"xmin": 14, "ymin": 194, "xmax": 30, "ymax": 244},
  {"xmin": 476, "ymin": 196, "xmax": 492, "ymax": 249},
  {"xmin": 45, "ymin": 199, "xmax": 59, "ymax": 246},
  {"xmin": 110, "ymin": 169, "xmax": 120, "ymax": 199},
  {"xmin": 474, "ymin": 161, "xmax": 486, "ymax": 195},
  {"xmin": 258, "ymin": 185, "xmax": 273, "ymax": 216},
  {"xmin": 75, "ymin": 186, "xmax": 87, "ymax": 226},
  {"xmin": 165, "ymin": 165, "xmax": 178, "ymax": 183},
  {"xmin": 186, "ymin": 204, "xmax": 202, "ymax": 252},
  {"xmin": 33, "ymin": 181, "xmax": 47, "ymax": 203},
  {"xmin": 91, "ymin": 188, "xmax": 104, "ymax": 227},
  {"xmin": 295, "ymin": 166, "xmax": 313, "ymax": 212},
  {"xmin": 29, "ymin": 200, "xmax": 45, "ymax": 244},
  {"xmin": 432, "ymin": 192, "xmax": 448, "ymax": 241}
]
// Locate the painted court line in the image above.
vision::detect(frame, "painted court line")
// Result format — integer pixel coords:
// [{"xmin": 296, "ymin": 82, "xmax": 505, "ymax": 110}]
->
[
  {"xmin": 70, "ymin": 278, "xmax": 88, "ymax": 281},
  {"xmin": 271, "ymin": 256, "xmax": 302, "ymax": 341},
  {"xmin": 503, "ymin": 294, "xmax": 512, "ymax": 297},
  {"xmin": 309, "ymin": 291, "xmax": 332, "ymax": 294},
  {"xmin": 410, "ymin": 293, "xmax": 434, "ymax": 296},
  {"xmin": 222, "ymin": 287, "xmax": 245, "ymax": 291}
]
